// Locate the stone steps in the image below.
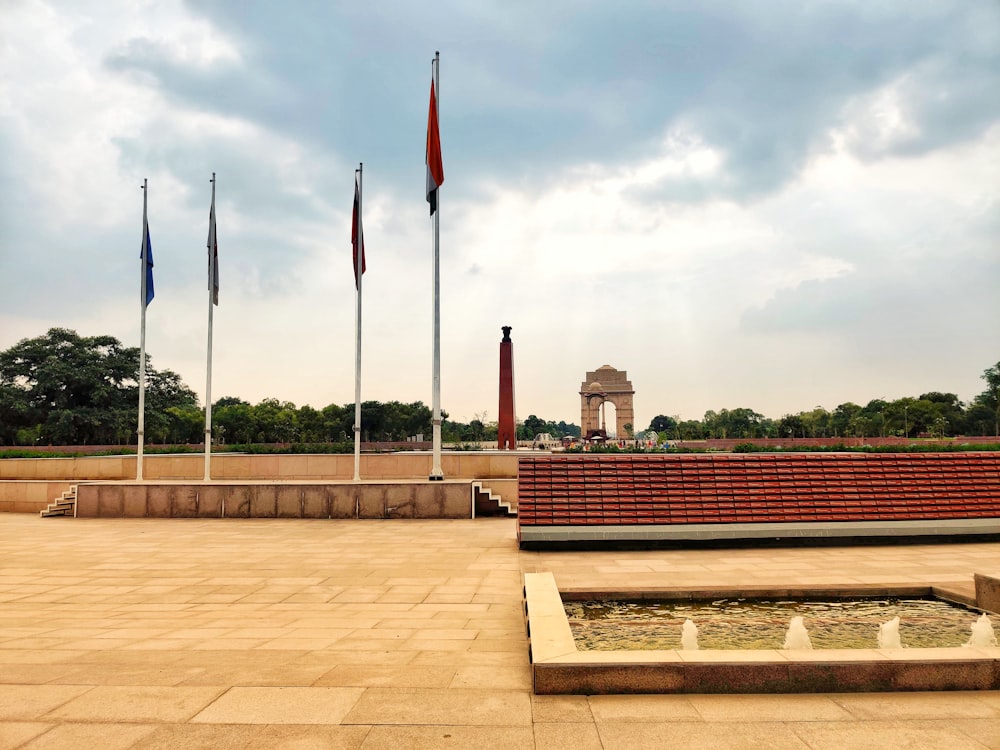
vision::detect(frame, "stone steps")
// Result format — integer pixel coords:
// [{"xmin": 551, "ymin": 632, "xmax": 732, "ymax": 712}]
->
[
  {"xmin": 473, "ymin": 481, "xmax": 517, "ymax": 516},
  {"xmin": 40, "ymin": 485, "xmax": 77, "ymax": 517}
]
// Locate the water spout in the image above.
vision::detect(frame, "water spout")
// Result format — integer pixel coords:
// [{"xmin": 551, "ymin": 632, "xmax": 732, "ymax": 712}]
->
[
  {"xmin": 877, "ymin": 616, "xmax": 902, "ymax": 649},
  {"xmin": 783, "ymin": 616, "xmax": 813, "ymax": 650},
  {"xmin": 964, "ymin": 613, "xmax": 997, "ymax": 648},
  {"xmin": 680, "ymin": 618, "xmax": 699, "ymax": 650}
]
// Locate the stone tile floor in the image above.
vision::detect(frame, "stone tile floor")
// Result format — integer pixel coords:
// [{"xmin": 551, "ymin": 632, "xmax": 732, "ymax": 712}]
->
[{"xmin": 0, "ymin": 513, "xmax": 997, "ymax": 749}]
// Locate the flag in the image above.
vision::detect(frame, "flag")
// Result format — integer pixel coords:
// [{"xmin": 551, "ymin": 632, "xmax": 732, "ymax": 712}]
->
[
  {"xmin": 425, "ymin": 79, "xmax": 444, "ymax": 215},
  {"xmin": 141, "ymin": 224, "xmax": 154, "ymax": 306},
  {"xmin": 352, "ymin": 173, "xmax": 366, "ymax": 289},
  {"xmin": 207, "ymin": 199, "xmax": 219, "ymax": 305}
]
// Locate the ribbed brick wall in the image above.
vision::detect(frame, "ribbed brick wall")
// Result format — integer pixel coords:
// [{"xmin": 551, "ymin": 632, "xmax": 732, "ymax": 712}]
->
[{"xmin": 517, "ymin": 453, "xmax": 1000, "ymax": 526}]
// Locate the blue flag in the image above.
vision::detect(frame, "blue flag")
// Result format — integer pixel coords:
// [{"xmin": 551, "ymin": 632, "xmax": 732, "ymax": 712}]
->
[{"xmin": 142, "ymin": 224, "xmax": 154, "ymax": 306}]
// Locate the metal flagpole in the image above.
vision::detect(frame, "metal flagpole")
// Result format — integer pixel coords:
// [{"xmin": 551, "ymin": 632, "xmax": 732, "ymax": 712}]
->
[
  {"xmin": 430, "ymin": 51, "xmax": 444, "ymax": 480},
  {"xmin": 204, "ymin": 173, "xmax": 216, "ymax": 481},
  {"xmin": 137, "ymin": 178, "xmax": 148, "ymax": 481},
  {"xmin": 353, "ymin": 163, "xmax": 363, "ymax": 482}
]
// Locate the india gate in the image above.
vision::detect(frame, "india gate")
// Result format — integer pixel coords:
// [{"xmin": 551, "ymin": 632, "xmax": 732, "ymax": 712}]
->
[{"xmin": 579, "ymin": 365, "xmax": 635, "ymax": 439}]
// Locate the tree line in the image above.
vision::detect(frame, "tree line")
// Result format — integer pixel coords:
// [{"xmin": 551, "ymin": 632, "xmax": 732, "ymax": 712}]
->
[
  {"xmin": 0, "ymin": 329, "xmax": 443, "ymax": 445},
  {"xmin": 3, "ymin": 329, "xmax": 995, "ymax": 447},
  {"xmin": 0, "ymin": 329, "xmax": 579, "ymax": 447},
  {"xmin": 443, "ymin": 413, "xmax": 580, "ymax": 444},
  {"xmin": 648, "ymin": 362, "xmax": 1000, "ymax": 441}
]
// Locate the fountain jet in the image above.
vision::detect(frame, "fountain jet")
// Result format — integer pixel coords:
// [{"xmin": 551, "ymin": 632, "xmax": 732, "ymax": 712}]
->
[
  {"xmin": 783, "ymin": 616, "xmax": 813, "ymax": 650},
  {"xmin": 878, "ymin": 616, "xmax": 902, "ymax": 648},
  {"xmin": 965, "ymin": 613, "xmax": 997, "ymax": 647},
  {"xmin": 681, "ymin": 619, "xmax": 699, "ymax": 650}
]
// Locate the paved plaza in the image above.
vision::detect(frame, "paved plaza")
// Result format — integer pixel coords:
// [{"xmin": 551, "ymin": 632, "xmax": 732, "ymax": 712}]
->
[{"xmin": 1, "ymin": 513, "xmax": 998, "ymax": 749}]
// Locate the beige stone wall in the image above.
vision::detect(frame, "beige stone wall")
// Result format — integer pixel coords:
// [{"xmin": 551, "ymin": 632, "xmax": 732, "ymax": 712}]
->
[
  {"xmin": 0, "ymin": 452, "xmax": 518, "ymax": 481},
  {"xmin": 0, "ymin": 452, "xmax": 520, "ymax": 513},
  {"xmin": 74, "ymin": 481, "xmax": 475, "ymax": 519},
  {"xmin": 0, "ymin": 481, "xmax": 76, "ymax": 513}
]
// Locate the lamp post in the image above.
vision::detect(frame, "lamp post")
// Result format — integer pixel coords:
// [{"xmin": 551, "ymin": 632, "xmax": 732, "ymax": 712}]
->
[{"xmin": 903, "ymin": 405, "xmax": 908, "ymax": 439}]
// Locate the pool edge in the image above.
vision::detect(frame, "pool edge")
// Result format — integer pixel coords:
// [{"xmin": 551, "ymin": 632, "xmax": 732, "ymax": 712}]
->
[{"xmin": 524, "ymin": 572, "xmax": 1000, "ymax": 694}]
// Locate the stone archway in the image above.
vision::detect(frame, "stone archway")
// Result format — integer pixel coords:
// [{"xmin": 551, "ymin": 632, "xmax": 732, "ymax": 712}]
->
[{"xmin": 579, "ymin": 365, "xmax": 635, "ymax": 439}]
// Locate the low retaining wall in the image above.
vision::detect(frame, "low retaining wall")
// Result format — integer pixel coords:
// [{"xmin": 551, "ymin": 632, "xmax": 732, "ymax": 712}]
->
[
  {"xmin": 0, "ymin": 481, "xmax": 76, "ymax": 513},
  {"xmin": 0, "ymin": 451, "xmax": 519, "ymax": 482},
  {"xmin": 1, "ymin": 452, "xmax": 520, "ymax": 514},
  {"xmin": 75, "ymin": 481, "xmax": 475, "ymax": 519}
]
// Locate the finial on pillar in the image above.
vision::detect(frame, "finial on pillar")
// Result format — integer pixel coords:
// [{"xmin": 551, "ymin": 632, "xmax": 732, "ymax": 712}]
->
[{"xmin": 501, "ymin": 326, "xmax": 512, "ymax": 342}]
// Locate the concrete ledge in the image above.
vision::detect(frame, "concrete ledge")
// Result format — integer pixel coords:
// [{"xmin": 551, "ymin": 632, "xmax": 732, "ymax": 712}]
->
[
  {"xmin": 0, "ymin": 451, "xmax": 519, "ymax": 482},
  {"xmin": 524, "ymin": 572, "xmax": 1000, "ymax": 694},
  {"xmin": 975, "ymin": 573, "xmax": 1000, "ymax": 613},
  {"xmin": 519, "ymin": 518, "xmax": 1000, "ymax": 546},
  {"xmin": 75, "ymin": 480, "xmax": 475, "ymax": 519}
]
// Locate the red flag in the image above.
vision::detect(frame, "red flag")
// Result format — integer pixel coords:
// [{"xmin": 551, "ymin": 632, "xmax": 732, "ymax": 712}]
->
[
  {"xmin": 425, "ymin": 80, "xmax": 444, "ymax": 215},
  {"xmin": 352, "ymin": 173, "xmax": 365, "ymax": 289}
]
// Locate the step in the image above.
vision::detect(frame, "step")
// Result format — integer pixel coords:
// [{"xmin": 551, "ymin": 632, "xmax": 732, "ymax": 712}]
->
[
  {"xmin": 472, "ymin": 481, "xmax": 517, "ymax": 517},
  {"xmin": 40, "ymin": 486, "xmax": 77, "ymax": 518}
]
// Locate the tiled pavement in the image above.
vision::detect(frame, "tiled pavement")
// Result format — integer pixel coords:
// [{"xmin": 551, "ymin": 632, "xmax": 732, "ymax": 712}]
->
[{"xmin": 0, "ymin": 513, "xmax": 998, "ymax": 749}]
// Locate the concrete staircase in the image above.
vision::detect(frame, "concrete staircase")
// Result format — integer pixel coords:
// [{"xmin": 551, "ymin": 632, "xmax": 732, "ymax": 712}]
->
[
  {"xmin": 40, "ymin": 486, "xmax": 77, "ymax": 517},
  {"xmin": 472, "ymin": 481, "xmax": 517, "ymax": 516}
]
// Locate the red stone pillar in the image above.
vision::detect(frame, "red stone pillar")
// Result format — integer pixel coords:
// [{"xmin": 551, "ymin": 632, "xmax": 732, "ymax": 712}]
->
[{"xmin": 497, "ymin": 326, "xmax": 517, "ymax": 451}]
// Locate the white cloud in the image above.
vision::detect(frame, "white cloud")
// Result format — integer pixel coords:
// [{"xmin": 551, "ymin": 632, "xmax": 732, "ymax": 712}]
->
[{"xmin": 2, "ymin": 0, "xmax": 998, "ymax": 431}]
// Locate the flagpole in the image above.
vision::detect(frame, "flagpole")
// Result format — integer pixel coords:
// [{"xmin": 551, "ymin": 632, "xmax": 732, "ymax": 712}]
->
[
  {"xmin": 137, "ymin": 178, "xmax": 148, "ymax": 481},
  {"xmin": 204, "ymin": 173, "xmax": 216, "ymax": 481},
  {"xmin": 430, "ymin": 50, "xmax": 444, "ymax": 480},
  {"xmin": 353, "ymin": 163, "xmax": 364, "ymax": 482}
]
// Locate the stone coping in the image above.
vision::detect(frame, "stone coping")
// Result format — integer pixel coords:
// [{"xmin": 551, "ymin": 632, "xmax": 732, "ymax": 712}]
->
[
  {"xmin": 0, "ymin": 452, "xmax": 520, "ymax": 481},
  {"xmin": 83, "ymin": 478, "xmax": 475, "ymax": 485},
  {"xmin": 524, "ymin": 572, "xmax": 1000, "ymax": 694},
  {"xmin": 519, "ymin": 518, "xmax": 1000, "ymax": 545}
]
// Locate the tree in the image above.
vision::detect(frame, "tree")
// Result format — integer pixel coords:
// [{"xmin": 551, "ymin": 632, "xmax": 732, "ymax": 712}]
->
[
  {"xmin": 974, "ymin": 362, "xmax": 1000, "ymax": 436},
  {"xmin": 215, "ymin": 396, "xmax": 249, "ymax": 409},
  {"xmin": 862, "ymin": 399, "xmax": 889, "ymax": 437},
  {"xmin": 0, "ymin": 382, "xmax": 28, "ymax": 445},
  {"xmin": 467, "ymin": 419, "xmax": 487, "ymax": 441},
  {"xmin": 144, "ymin": 369, "xmax": 199, "ymax": 443},
  {"xmin": 703, "ymin": 408, "xmax": 765, "ymax": 439},
  {"xmin": 164, "ymin": 405, "xmax": 204, "ymax": 443},
  {"xmin": 252, "ymin": 399, "xmax": 299, "ymax": 442},
  {"xmin": 214, "ymin": 401, "xmax": 256, "ymax": 444},
  {"xmin": 649, "ymin": 415, "xmax": 677, "ymax": 434},
  {"xmin": 917, "ymin": 392, "xmax": 965, "ymax": 437},
  {"xmin": 830, "ymin": 403, "xmax": 862, "ymax": 437},
  {"xmin": 0, "ymin": 328, "xmax": 197, "ymax": 445},
  {"xmin": 676, "ymin": 419, "xmax": 705, "ymax": 440},
  {"xmin": 778, "ymin": 414, "xmax": 806, "ymax": 439},
  {"xmin": 295, "ymin": 405, "xmax": 326, "ymax": 442},
  {"xmin": 321, "ymin": 404, "xmax": 348, "ymax": 442},
  {"xmin": 520, "ymin": 415, "xmax": 548, "ymax": 440},
  {"xmin": 554, "ymin": 420, "xmax": 581, "ymax": 438}
]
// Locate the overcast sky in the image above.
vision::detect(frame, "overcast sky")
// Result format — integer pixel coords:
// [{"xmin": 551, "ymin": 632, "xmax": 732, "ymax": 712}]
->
[{"xmin": 2, "ymin": 0, "xmax": 998, "ymax": 428}]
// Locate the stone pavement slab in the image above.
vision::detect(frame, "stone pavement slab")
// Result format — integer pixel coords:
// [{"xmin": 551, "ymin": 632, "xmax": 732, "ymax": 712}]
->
[
  {"xmin": 14, "ymin": 723, "xmax": 156, "ymax": 750},
  {"xmin": 342, "ymin": 687, "xmax": 532, "ymax": 725},
  {"xmin": 0, "ymin": 686, "xmax": 92, "ymax": 721},
  {"xmin": 42, "ymin": 686, "xmax": 223, "ymax": 723},
  {"xmin": 0, "ymin": 514, "xmax": 998, "ymax": 749},
  {"xmin": 190, "ymin": 686, "xmax": 364, "ymax": 724}
]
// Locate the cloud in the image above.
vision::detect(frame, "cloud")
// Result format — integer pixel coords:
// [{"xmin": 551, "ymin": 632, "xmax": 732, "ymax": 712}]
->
[{"xmin": 1, "ymin": 0, "xmax": 998, "ymax": 428}]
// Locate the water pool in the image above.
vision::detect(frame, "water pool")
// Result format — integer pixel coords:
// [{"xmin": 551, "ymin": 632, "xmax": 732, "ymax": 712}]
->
[{"xmin": 565, "ymin": 597, "xmax": 991, "ymax": 650}]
